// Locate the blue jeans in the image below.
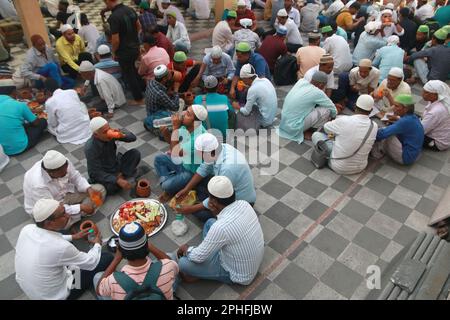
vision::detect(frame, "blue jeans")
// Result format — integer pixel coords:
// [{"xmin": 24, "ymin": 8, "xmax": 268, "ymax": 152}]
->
[
  {"xmin": 154, "ymin": 153, "xmax": 194, "ymax": 195},
  {"xmin": 36, "ymin": 62, "xmax": 75, "ymax": 89},
  {"xmin": 144, "ymin": 110, "xmax": 172, "ymax": 130},
  {"xmin": 331, "ymin": 72, "xmax": 358, "ymax": 110},
  {"xmin": 178, "ymin": 218, "xmax": 233, "ymax": 284}
]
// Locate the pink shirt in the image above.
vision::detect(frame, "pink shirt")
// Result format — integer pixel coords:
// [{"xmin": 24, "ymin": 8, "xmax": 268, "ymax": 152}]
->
[
  {"xmin": 138, "ymin": 46, "xmax": 170, "ymax": 81},
  {"xmin": 98, "ymin": 258, "xmax": 179, "ymax": 300},
  {"xmin": 296, "ymin": 45, "xmax": 326, "ymax": 79}
]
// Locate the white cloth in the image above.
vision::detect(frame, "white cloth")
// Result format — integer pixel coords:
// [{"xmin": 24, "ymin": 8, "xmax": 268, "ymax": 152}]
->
[
  {"xmin": 45, "ymin": 89, "xmax": 91, "ymax": 145},
  {"xmin": 233, "ymin": 29, "xmax": 261, "ymax": 50},
  {"xmin": 41, "ymin": 0, "xmax": 73, "ymax": 17},
  {"xmin": 191, "ymin": 0, "xmax": 210, "ymax": 19},
  {"xmin": 23, "ymin": 160, "xmax": 91, "ymax": 216},
  {"xmin": 167, "ymin": 21, "xmax": 191, "ymax": 51},
  {"xmin": 303, "ymin": 65, "xmax": 336, "ymax": 89},
  {"xmin": 212, "ymin": 21, "xmax": 234, "ymax": 52},
  {"xmin": 422, "ymin": 100, "xmax": 450, "ymax": 151},
  {"xmin": 324, "ymin": 115, "xmax": 378, "ymax": 174},
  {"xmin": 323, "ymin": 0, "xmax": 345, "ymax": 17},
  {"xmin": 424, "ymin": 80, "xmax": 450, "ymax": 112},
  {"xmin": 382, "ymin": 24, "xmax": 404, "ymax": 38},
  {"xmin": 349, "ymin": 67, "xmax": 380, "ymax": 94},
  {"xmin": 377, "ymin": 79, "xmax": 411, "ymax": 111},
  {"xmin": 15, "ymin": 224, "xmax": 101, "ymax": 300},
  {"xmin": 94, "ymin": 69, "xmax": 126, "ymax": 114},
  {"xmin": 162, "ymin": 5, "xmax": 185, "ymax": 25},
  {"xmin": 0, "ymin": 0, "xmax": 17, "ymax": 19},
  {"xmin": 303, "ymin": 107, "xmax": 332, "ymax": 130},
  {"xmin": 322, "ymin": 34, "xmax": 353, "ymax": 74},
  {"xmin": 287, "ymin": 7, "xmax": 301, "ymax": 27},
  {"xmin": 275, "ymin": 18, "xmax": 303, "ymax": 45},
  {"xmin": 414, "ymin": 3, "xmax": 434, "ymax": 21},
  {"xmin": 78, "ymin": 24, "xmax": 100, "ymax": 55},
  {"xmin": 186, "ymin": 200, "xmax": 264, "ymax": 285}
]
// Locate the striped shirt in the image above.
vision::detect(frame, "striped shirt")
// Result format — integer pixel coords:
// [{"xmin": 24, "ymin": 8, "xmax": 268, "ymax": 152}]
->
[
  {"xmin": 98, "ymin": 258, "xmax": 179, "ymax": 300},
  {"xmin": 187, "ymin": 200, "xmax": 265, "ymax": 285}
]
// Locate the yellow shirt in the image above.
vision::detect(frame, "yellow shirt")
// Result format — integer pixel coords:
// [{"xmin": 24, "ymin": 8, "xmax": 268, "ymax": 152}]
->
[
  {"xmin": 336, "ymin": 10, "xmax": 353, "ymax": 31},
  {"xmin": 55, "ymin": 34, "xmax": 85, "ymax": 71}
]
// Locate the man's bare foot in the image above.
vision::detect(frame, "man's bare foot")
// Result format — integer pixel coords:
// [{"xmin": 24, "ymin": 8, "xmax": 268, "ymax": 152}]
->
[
  {"xmin": 128, "ymin": 99, "xmax": 145, "ymax": 106},
  {"xmin": 304, "ymin": 129, "xmax": 314, "ymax": 141},
  {"xmin": 158, "ymin": 192, "xmax": 172, "ymax": 203}
]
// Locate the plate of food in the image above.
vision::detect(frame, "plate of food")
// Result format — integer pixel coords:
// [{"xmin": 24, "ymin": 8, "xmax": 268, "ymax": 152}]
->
[{"xmin": 110, "ymin": 199, "xmax": 167, "ymax": 237}]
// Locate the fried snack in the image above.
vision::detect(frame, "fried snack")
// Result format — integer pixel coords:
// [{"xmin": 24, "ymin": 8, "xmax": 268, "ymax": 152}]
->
[{"xmin": 168, "ymin": 190, "xmax": 197, "ymax": 210}]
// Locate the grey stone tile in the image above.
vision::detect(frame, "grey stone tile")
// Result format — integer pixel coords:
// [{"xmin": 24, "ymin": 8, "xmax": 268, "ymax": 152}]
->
[
  {"xmin": 254, "ymin": 282, "xmax": 295, "ymax": 300},
  {"xmin": 0, "ymin": 250, "xmax": 15, "ymax": 282},
  {"xmin": 273, "ymin": 263, "xmax": 317, "ymax": 299},
  {"xmin": 331, "ymin": 176, "xmax": 354, "ymax": 193},
  {"xmin": 432, "ymin": 173, "xmax": 450, "ymax": 189},
  {"xmin": 268, "ymin": 230, "xmax": 297, "ymax": 254},
  {"xmin": 365, "ymin": 175, "xmax": 397, "ymax": 196},
  {"xmin": 303, "ymin": 281, "xmax": 347, "ymax": 300},
  {"xmin": 260, "ymin": 178, "xmax": 292, "ymax": 199},
  {"xmin": 321, "ymin": 261, "xmax": 364, "ymax": 299},
  {"xmin": 380, "ymin": 240, "xmax": 404, "ymax": 263},
  {"xmin": 353, "ymin": 187, "xmax": 386, "ymax": 210},
  {"xmin": 378, "ymin": 198, "xmax": 412, "ymax": 223},
  {"xmin": 404, "ymin": 210, "xmax": 431, "ymax": 233},
  {"xmin": 303, "ymin": 200, "xmax": 329, "ymax": 220},
  {"xmin": 285, "ymin": 213, "xmax": 315, "ymax": 238},
  {"xmin": 393, "ymin": 225, "xmax": 419, "ymax": 247},
  {"xmin": 414, "ymin": 197, "xmax": 438, "ymax": 217},
  {"xmin": 284, "ymin": 141, "xmax": 310, "ymax": 155},
  {"xmin": 389, "ymin": 185, "xmax": 422, "ymax": 209},
  {"xmin": 337, "ymin": 243, "xmax": 379, "ymax": 276},
  {"xmin": 264, "ymin": 202, "xmax": 300, "ymax": 228},
  {"xmin": 0, "ymin": 163, "xmax": 26, "ymax": 182},
  {"xmin": 280, "ymin": 188, "xmax": 314, "ymax": 213},
  {"xmin": 340, "ymin": 199, "xmax": 375, "ymax": 224},
  {"xmin": 310, "ymin": 228, "xmax": 349, "ymax": 259},
  {"xmin": 116, "ymin": 115, "xmax": 138, "ymax": 127},
  {"xmin": 366, "ymin": 212, "xmax": 403, "ymax": 239},
  {"xmin": 0, "ymin": 274, "xmax": 23, "ymax": 300},
  {"xmin": 0, "ymin": 184, "xmax": 12, "ymax": 199},
  {"xmin": 253, "ymin": 190, "xmax": 278, "ymax": 215},
  {"xmin": 257, "ymin": 215, "xmax": 283, "ymax": 244},
  {"xmin": 293, "ymin": 244, "xmax": 334, "ymax": 279},
  {"xmin": 416, "ymin": 154, "xmax": 444, "ymax": 171},
  {"xmin": 296, "ymin": 177, "xmax": 328, "ymax": 198},
  {"xmin": 325, "ymin": 213, "xmax": 363, "ymax": 241},
  {"xmin": 353, "ymin": 226, "xmax": 390, "ymax": 256},
  {"xmin": 274, "ymin": 166, "xmax": 307, "ymax": 187},
  {"xmin": 0, "ymin": 207, "xmax": 32, "ymax": 232},
  {"xmin": 399, "ymin": 175, "xmax": 430, "ymax": 195},
  {"xmin": 180, "ymin": 280, "xmax": 224, "ymax": 300},
  {"xmin": 290, "ymin": 157, "xmax": 316, "ymax": 175}
]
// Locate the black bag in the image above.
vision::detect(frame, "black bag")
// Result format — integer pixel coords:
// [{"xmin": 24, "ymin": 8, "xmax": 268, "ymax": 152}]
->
[
  {"xmin": 273, "ymin": 55, "xmax": 298, "ymax": 86},
  {"xmin": 311, "ymin": 121, "xmax": 374, "ymax": 169}
]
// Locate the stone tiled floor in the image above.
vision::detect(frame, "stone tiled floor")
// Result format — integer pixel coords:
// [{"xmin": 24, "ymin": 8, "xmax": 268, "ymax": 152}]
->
[{"xmin": 1, "ymin": 0, "xmax": 450, "ymax": 300}]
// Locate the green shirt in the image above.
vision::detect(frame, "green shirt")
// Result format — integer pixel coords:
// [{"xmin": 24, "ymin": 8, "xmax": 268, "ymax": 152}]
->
[{"xmin": 178, "ymin": 124, "xmax": 206, "ymax": 173}]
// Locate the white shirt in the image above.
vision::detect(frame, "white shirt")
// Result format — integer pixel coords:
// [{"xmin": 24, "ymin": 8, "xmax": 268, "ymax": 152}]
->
[
  {"xmin": 233, "ymin": 29, "xmax": 261, "ymax": 50},
  {"xmin": 422, "ymin": 101, "xmax": 450, "ymax": 151},
  {"xmin": 0, "ymin": 0, "xmax": 17, "ymax": 19},
  {"xmin": 304, "ymin": 65, "xmax": 336, "ymax": 89},
  {"xmin": 212, "ymin": 21, "xmax": 234, "ymax": 51},
  {"xmin": 15, "ymin": 224, "xmax": 101, "ymax": 300},
  {"xmin": 192, "ymin": 0, "xmax": 210, "ymax": 19},
  {"xmin": 324, "ymin": 115, "xmax": 378, "ymax": 175},
  {"xmin": 323, "ymin": 34, "xmax": 353, "ymax": 74},
  {"xmin": 78, "ymin": 24, "xmax": 100, "ymax": 55},
  {"xmin": 275, "ymin": 18, "xmax": 303, "ymax": 45},
  {"xmin": 46, "ymin": 89, "xmax": 91, "ymax": 145},
  {"xmin": 23, "ymin": 160, "xmax": 91, "ymax": 216},
  {"xmin": 41, "ymin": 0, "xmax": 73, "ymax": 17},
  {"xmin": 323, "ymin": 0, "xmax": 344, "ymax": 17},
  {"xmin": 167, "ymin": 21, "xmax": 191, "ymax": 51},
  {"xmin": 414, "ymin": 3, "xmax": 434, "ymax": 21},
  {"xmin": 186, "ymin": 201, "xmax": 264, "ymax": 285},
  {"xmin": 287, "ymin": 7, "xmax": 301, "ymax": 27},
  {"xmin": 382, "ymin": 24, "xmax": 405, "ymax": 38},
  {"xmin": 94, "ymin": 68, "xmax": 126, "ymax": 114}
]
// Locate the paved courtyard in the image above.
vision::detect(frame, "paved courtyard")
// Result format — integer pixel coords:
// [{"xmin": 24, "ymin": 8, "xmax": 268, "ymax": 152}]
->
[{"xmin": 1, "ymin": 0, "xmax": 450, "ymax": 300}]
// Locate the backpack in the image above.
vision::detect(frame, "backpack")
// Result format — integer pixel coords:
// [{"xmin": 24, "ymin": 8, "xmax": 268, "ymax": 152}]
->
[
  {"xmin": 113, "ymin": 261, "xmax": 166, "ymax": 300},
  {"xmin": 273, "ymin": 55, "xmax": 298, "ymax": 86}
]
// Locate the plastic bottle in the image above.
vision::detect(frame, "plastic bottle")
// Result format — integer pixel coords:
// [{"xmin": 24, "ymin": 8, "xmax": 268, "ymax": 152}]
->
[
  {"xmin": 87, "ymin": 229, "xmax": 96, "ymax": 242},
  {"xmin": 153, "ymin": 117, "xmax": 173, "ymax": 128}
]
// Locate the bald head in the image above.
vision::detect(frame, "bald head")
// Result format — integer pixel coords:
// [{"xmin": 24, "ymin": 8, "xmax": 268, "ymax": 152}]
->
[{"xmin": 31, "ymin": 35, "xmax": 46, "ymax": 53}]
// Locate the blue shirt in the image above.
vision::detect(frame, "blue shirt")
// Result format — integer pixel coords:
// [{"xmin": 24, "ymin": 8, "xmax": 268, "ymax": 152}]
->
[
  {"xmin": 235, "ymin": 52, "xmax": 271, "ymax": 79},
  {"xmin": 352, "ymin": 32, "xmax": 387, "ymax": 65},
  {"xmin": 240, "ymin": 77, "xmax": 277, "ymax": 127},
  {"xmin": 372, "ymin": 45, "xmax": 405, "ymax": 83},
  {"xmin": 197, "ymin": 144, "xmax": 256, "ymax": 206},
  {"xmin": 202, "ymin": 52, "xmax": 235, "ymax": 81},
  {"xmin": 0, "ymin": 95, "xmax": 37, "ymax": 155},
  {"xmin": 376, "ymin": 114, "xmax": 424, "ymax": 165},
  {"xmin": 277, "ymin": 79, "xmax": 336, "ymax": 143},
  {"xmin": 94, "ymin": 58, "xmax": 121, "ymax": 80},
  {"xmin": 194, "ymin": 93, "xmax": 232, "ymax": 138}
]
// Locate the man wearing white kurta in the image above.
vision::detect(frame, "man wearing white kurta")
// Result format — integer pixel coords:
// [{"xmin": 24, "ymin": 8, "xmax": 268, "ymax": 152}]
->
[
  {"xmin": 23, "ymin": 150, "xmax": 106, "ymax": 229},
  {"xmin": 78, "ymin": 61, "xmax": 126, "ymax": 118},
  {"xmin": 15, "ymin": 199, "xmax": 113, "ymax": 300},
  {"xmin": 322, "ymin": 28, "xmax": 353, "ymax": 74},
  {"xmin": 312, "ymin": 95, "xmax": 378, "ymax": 174},
  {"xmin": 45, "ymin": 84, "xmax": 91, "ymax": 145}
]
